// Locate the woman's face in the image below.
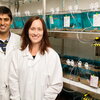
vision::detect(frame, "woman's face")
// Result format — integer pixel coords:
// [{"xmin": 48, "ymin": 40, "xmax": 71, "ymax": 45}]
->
[{"xmin": 28, "ymin": 19, "xmax": 43, "ymax": 45}]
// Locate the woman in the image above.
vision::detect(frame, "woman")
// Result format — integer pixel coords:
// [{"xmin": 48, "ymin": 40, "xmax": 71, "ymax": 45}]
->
[{"xmin": 9, "ymin": 16, "xmax": 63, "ymax": 100}]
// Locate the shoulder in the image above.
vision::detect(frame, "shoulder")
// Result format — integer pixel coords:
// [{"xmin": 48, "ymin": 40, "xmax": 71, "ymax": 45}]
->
[
  {"xmin": 10, "ymin": 32, "xmax": 21, "ymax": 46},
  {"xmin": 12, "ymin": 49, "xmax": 23, "ymax": 60},
  {"xmin": 10, "ymin": 32, "xmax": 21, "ymax": 40},
  {"xmin": 46, "ymin": 47, "xmax": 60, "ymax": 59},
  {"xmin": 12, "ymin": 49, "xmax": 22, "ymax": 55},
  {"xmin": 47, "ymin": 47, "xmax": 58, "ymax": 55}
]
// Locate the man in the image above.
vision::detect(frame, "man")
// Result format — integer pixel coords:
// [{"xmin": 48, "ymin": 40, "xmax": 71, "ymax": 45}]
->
[{"xmin": 0, "ymin": 6, "xmax": 21, "ymax": 100}]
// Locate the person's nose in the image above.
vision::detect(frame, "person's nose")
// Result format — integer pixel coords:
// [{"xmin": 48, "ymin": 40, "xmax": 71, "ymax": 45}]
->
[
  {"xmin": 33, "ymin": 29, "xmax": 38, "ymax": 35},
  {"xmin": 0, "ymin": 19, "xmax": 5, "ymax": 25}
]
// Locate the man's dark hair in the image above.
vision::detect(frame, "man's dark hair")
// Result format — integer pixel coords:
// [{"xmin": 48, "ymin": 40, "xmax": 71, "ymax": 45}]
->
[{"xmin": 0, "ymin": 6, "xmax": 12, "ymax": 21}]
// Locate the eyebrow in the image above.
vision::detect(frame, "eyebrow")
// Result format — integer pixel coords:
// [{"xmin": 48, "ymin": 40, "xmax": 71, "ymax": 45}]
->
[{"xmin": 0, "ymin": 17, "xmax": 10, "ymax": 20}]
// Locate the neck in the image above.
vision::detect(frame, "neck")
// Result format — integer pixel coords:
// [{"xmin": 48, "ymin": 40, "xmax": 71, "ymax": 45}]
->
[
  {"xmin": 0, "ymin": 32, "xmax": 10, "ymax": 40},
  {"xmin": 29, "ymin": 44, "xmax": 40, "ymax": 56}
]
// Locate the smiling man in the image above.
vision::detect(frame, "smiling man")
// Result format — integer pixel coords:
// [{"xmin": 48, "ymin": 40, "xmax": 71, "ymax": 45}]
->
[{"xmin": 0, "ymin": 6, "xmax": 21, "ymax": 100}]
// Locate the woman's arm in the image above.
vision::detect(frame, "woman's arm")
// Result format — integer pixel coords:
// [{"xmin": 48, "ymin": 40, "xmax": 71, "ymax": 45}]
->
[{"xmin": 43, "ymin": 53, "xmax": 63, "ymax": 100}]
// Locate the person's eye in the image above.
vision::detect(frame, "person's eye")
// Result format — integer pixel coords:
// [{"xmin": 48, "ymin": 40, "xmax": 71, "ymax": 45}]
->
[
  {"xmin": 4, "ymin": 18, "xmax": 9, "ymax": 21},
  {"xmin": 38, "ymin": 28, "xmax": 42, "ymax": 31},
  {"xmin": 30, "ymin": 27, "xmax": 35, "ymax": 30}
]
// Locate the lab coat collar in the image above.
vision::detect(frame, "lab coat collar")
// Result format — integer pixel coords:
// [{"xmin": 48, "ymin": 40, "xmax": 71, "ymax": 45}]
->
[
  {"xmin": 22, "ymin": 46, "xmax": 42, "ymax": 61},
  {"xmin": 22, "ymin": 46, "xmax": 43, "ymax": 66},
  {"xmin": 6, "ymin": 32, "xmax": 16, "ymax": 54},
  {"xmin": 23, "ymin": 46, "xmax": 32, "ymax": 57},
  {"xmin": 0, "ymin": 32, "xmax": 11, "ymax": 54},
  {"xmin": 0, "ymin": 32, "xmax": 16, "ymax": 55}
]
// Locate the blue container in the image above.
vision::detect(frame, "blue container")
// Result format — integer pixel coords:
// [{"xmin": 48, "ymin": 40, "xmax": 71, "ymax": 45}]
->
[
  {"xmin": 22, "ymin": 16, "xmax": 32, "ymax": 25},
  {"xmin": 81, "ymin": 11, "xmax": 100, "ymax": 30},
  {"xmin": 10, "ymin": 22, "xmax": 15, "ymax": 29},
  {"xmin": 63, "ymin": 13, "xmax": 82, "ymax": 29},
  {"xmin": 13, "ymin": 17, "xmax": 24, "ymax": 29},
  {"xmin": 46, "ymin": 14, "xmax": 63, "ymax": 30}
]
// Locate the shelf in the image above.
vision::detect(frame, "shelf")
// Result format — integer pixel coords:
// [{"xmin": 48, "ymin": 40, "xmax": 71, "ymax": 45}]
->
[
  {"xmin": 48, "ymin": 30, "xmax": 100, "ymax": 34},
  {"xmin": 48, "ymin": 30, "xmax": 100, "ymax": 40},
  {"xmin": 63, "ymin": 77, "xmax": 100, "ymax": 99}
]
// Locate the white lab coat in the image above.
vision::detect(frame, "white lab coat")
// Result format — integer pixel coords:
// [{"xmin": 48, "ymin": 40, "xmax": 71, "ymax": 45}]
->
[
  {"xmin": 9, "ymin": 46, "xmax": 63, "ymax": 100},
  {"xmin": 0, "ymin": 32, "xmax": 21, "ymax": 100}
]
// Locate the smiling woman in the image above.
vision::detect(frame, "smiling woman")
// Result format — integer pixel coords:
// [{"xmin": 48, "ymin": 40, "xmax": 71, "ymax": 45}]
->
[
  {"xmin": 28, "ymin": 19, "xmax": 43, "ymax": 55},
  {"xmin": 9, "ymin": 16, "xmax": 63, "ymax": 100},
  {"xmin": 21, "ymin": 16, "xmax": 51, "ymax": 55}
]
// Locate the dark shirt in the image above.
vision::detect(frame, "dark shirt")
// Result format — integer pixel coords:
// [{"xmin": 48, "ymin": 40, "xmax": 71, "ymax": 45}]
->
[
  {"xmin": 0, "ymin": 40, "xmax": 8, "ymax": 54},
  {"xmin": 33, "ymin": 56, "xmax": 35, "ymax": 59}
]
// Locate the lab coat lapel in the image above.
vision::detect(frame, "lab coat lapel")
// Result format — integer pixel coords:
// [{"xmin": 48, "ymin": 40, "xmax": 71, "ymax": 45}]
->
[
  {"xmin": 34, "ymin": 52, "xmax": 41, "ymax": 65},
  {"xmin": 6, "ymin": 33, "xmax": 16, "ymax": 55},
  {"xmin": 23, "ymin": 46, "xmax": 41, "ymax": 66}
]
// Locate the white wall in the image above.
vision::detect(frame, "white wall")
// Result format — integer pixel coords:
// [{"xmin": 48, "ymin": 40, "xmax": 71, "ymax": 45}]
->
[
  {"xmin": 19, "ymin": 1, "xmax": 42, "ymax": 14},
  {"xmin": 17, "ymin": 0, "xmax": 100, "ymax": 15},
  {"xmin": 18, "ymin": 0, "xmax": 62, "ymax": 15},
  {"xmin": 63, "ymin": 0, "xmax": 100, "ymax": 11},
  {"xmin": 0, "ymin": 3, "xmax": 9, "ymax": 8},
  {"xmin": 1, "ymin": 0, "xmax": 100, "ymax": 15}
]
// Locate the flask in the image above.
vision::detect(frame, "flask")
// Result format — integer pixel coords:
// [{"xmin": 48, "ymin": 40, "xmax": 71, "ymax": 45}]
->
[
  {"xmin": 66, "ymin": 59, "xmax": 71, "ymax": 65},
  {"xmin": 84, "ymin": 62, "xmax": 89, "ymax": 69},
  {"xmin": 70, "ymin": 60, "xmax": 74, "ymax": 66},
  {"xmin": 78, "ymin": 61, "xmax": 82, "ymax": 67}
]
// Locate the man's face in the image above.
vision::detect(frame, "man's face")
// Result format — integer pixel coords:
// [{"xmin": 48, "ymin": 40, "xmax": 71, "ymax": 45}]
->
[{"xmin": 0, "ymin": 14, "xmax": 12, "ymax": 34}]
